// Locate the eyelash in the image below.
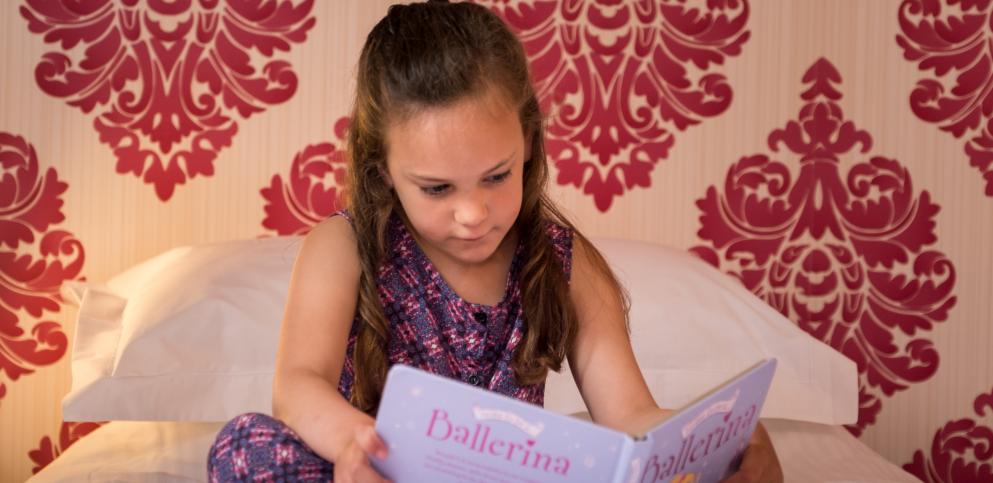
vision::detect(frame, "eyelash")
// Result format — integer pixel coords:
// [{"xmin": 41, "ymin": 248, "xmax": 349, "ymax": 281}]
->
[{"xmin": 420, "ymin": 170, "xmax": 511, "ymax": 197}]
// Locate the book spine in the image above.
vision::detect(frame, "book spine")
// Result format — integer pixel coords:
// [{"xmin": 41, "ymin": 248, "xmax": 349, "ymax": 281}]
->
[{"xmin": 610, "ymin": 437, "xmax": 637, "ymax": 483}]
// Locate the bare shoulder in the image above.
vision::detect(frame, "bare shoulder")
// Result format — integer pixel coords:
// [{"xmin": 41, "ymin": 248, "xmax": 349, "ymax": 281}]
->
[
  {"xmin": 306, "ymin": 215, "xmax": 357, "ymax": 252},
  {"xmin": 283, "ymin": 215, "xmax": 362, "ymax": 330},
  {"xmin": 569, "ymin": 234, "xmax": 593, "ymax": 269},
  {"xmin": 569, "ymin": 235, "xmax": 610, "ymax": 296},
  {"xmin": 276, "ymin": 215, "xmax": 362, "ymax": 382},
  {"xmin": 568, "ymin": 233, "xmax": 630, "ymax": 333},
  {"xmin": 295, "ymin": 215, "xmax": 361, "ymax": 278}
]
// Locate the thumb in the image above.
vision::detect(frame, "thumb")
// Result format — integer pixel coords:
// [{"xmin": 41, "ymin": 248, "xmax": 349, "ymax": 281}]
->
[{"xmin": 355, "ymin": 425, "xmax": 389, "ymax": 460}]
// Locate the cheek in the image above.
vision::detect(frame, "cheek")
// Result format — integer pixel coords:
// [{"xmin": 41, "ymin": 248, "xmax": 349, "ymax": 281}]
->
[
  {"xmin": 393, "ymin": 188, "xmax": 432, "ymax": 225},
  {"xmin": 396, "ymin": 191, "xmax": 444, "ymax": 228},
  {"xmin": 501, "ymin": 177, "xmax": 524, "ymax": 218}
]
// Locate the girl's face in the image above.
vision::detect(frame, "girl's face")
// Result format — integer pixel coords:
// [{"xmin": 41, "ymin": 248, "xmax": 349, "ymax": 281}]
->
[{"xmin": 383, "ymin": 86, "xmax": 528, "ymax": 267}]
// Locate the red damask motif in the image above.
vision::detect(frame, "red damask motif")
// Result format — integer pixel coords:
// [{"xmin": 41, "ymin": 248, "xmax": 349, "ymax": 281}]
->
[
  {"xmin": 904, "ymin": 386, "xmax": 993, "ymax": 482},
  {"xmin": 261, "ymin": 117, "xmax": 349, "ymax": 235},
  {"xmin": 897, "ymin": 0, "xmax": 993, "ymax": 197},
  {"xmin": 691, "ymin": 59, "xmax": 956, "ymax": 435},
  {"xmin": 0, "ymin": 132, "xmax": 82, "ymax": 402},
  {"xmin": 481, "ymin": 0, "xmax": 750, "ymax": 211},
  {"xmin": 20, "ymin": 0, "xmax": 316, "ymax": 201},
  {"xmin": 29, "ymin": 421, "xmax": 104, "ymax": 474}
]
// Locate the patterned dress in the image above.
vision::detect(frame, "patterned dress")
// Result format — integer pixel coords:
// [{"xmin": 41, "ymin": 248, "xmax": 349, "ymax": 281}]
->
[{"xmin": 207, "ymin": 211, "xmax": 573, "ymax": 481}]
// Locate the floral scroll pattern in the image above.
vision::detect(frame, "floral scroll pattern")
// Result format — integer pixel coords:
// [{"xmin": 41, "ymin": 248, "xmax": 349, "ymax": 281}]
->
[
  {"xmin": 20, "ymin": 0, "xmax": 316, "ymax": 200},
  {"xmin": 29, "ymin": 421, "xmax": 104, "ymax": 474},
  {"xmin": 0, "ymin": 132, "xmax": 82, "ymax": 403},
  {"xmin": 897, "ymin": 0, "xmax": 993, "ymax": 197},
  {"xmin": 904, "ymin": 386, "xmax": 993, "ymax": 482},
  {"xmin": 483, "ymin": 0, "xmax": 750, "ymax": 211},
  {"xmin": 692, "ymin": 59, "xmax": 957, "ymax": 435},
  {"xmin": 261, "ymin": 117, "xmax": 349, "ymax": 235}
]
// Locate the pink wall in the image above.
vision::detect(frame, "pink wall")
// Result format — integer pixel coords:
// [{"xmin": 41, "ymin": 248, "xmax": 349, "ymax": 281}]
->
[{"xmin": 2, "ymin": 1, "xmax": 991, "ymax": 481}]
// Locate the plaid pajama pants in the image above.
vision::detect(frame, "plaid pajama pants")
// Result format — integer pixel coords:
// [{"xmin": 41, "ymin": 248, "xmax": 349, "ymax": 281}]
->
[{"xmin": 208, "ymin": 413, "xmax": 335, "ymax": 482}]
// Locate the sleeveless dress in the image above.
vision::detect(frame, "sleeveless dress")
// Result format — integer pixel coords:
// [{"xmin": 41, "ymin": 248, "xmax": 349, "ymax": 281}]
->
[{"xmin": 207, "ymin": 211, "xmax": 573, "ymax": 481}]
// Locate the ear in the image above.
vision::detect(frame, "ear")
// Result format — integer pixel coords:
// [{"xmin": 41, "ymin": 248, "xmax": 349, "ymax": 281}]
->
[
  {"xmin": 379, "ymin": 164, "xmax": 394, "ymax": 188},
  {"xmin": 523, "ymin": 132, "xmax": 533, "ymax": 164}
]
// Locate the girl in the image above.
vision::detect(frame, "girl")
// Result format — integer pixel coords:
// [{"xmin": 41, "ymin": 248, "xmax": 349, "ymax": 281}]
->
[{"xmin": 208, "ymin": 2, "xmax": 782, "ymax": 482}]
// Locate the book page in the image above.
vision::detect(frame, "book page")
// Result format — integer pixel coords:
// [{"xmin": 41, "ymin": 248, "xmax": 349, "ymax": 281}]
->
[
  {"xmin": 629, "ymin": 359, "xmax": 777, "ymax": 483},
  {"xmin": 374, "ymin": 365, "xmax": 635, "ymax": 483}
]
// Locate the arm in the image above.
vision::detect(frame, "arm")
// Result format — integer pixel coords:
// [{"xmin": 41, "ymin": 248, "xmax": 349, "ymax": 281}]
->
[
  {"xmin": 566, "ymin": 237, "xmax": 782, "ymax": 482},
  {"xmin": 271, "ymin": 216, "xmax": 388, "ymax": 480},
  {"xmin": 565, "ymin": 236, "xmax": 664, "ymax": 433}
]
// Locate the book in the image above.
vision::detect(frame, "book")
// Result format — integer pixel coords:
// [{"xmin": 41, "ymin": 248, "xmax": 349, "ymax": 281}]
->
[{"xmin": 372, "ymin": 358, "xmax": 777, "ymax": 483}]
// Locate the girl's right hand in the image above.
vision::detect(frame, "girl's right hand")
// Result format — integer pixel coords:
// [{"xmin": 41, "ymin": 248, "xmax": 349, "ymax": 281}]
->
[{"xmin": 334, "ymin": 424, "xmax": 392, "ymax": 483}]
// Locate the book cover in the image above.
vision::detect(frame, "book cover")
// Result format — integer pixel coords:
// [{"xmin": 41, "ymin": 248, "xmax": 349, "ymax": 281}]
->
[{"xmin": 372, "ymin": 359, "xmax": 776, "ymax": 483}]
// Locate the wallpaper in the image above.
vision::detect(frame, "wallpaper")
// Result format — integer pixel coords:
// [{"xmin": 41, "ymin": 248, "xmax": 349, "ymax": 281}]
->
[{"xmin": 2, "ymin": 1, "xmax": 991, "ymax": 481}]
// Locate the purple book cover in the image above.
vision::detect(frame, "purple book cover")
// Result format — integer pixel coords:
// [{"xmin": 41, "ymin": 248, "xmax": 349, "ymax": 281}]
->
[
  {"xmin": 631, "ymin": 358, "xmax": 777, "ymax": 483},
  {"xmin": 372, "ymin": 359, "xmax": 776, "ymax": 483}
]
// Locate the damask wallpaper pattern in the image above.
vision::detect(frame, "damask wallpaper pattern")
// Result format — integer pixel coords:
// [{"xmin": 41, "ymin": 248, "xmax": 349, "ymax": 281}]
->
[
  {"xmin": 20, "ymin": 0, "xmax": 316, "ymax": 201},
  {"xmin": 1, "ymin": 1, "xmax": 990, "ymax": 482}
]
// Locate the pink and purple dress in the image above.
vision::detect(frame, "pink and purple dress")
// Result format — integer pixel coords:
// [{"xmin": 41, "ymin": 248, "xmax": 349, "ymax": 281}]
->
[{"xmin": 207, "ymin": 211, "xmax": 573, "ymax": 481}]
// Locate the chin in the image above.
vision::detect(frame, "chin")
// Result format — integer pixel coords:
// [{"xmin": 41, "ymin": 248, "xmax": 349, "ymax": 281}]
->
[{"xmin": 451, "ymin": 246, "xmax": 497, "ymax": 265}]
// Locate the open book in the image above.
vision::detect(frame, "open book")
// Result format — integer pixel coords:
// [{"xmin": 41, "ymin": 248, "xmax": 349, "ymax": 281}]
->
[{"xmin": 372, "ymin": 359, "xmax": 776, "ymax": 483}]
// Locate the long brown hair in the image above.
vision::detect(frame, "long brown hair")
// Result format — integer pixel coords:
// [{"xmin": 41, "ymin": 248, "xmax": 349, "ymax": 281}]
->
[{"xmin": 345, "ymin": 0, "xmax": 628, "ymax": 414}]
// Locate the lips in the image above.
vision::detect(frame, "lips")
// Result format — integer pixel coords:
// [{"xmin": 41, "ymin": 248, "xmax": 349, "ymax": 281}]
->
[
  {"xmin": 456, "ymin": 230, "xmax": 490, "ymax": 243},
  {"xmin": 457, "ymin": 234, "xmax": 487, "ymax": 242}
]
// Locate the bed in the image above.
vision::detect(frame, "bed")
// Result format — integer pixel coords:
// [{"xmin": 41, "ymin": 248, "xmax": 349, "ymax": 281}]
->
[
  {"xmin": 27, "ymin": 418, "xmax": 916, "ymax": 482},
  {"xmin": 30, "ymin": 236, "xmax": 919, "ymax": 482}
]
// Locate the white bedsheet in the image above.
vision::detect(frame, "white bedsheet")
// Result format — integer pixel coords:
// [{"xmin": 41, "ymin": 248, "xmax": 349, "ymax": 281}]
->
[
  {"xmin": 28, "ymin": 421, "xmax": 221, "ymax": 482},
  {"xmin": 28, "ymin": 419, "xmax": 917, "ymax": 482},
  {"xmin": 762, "ymin": 419, "xmax": 917, "ymax": 482}
]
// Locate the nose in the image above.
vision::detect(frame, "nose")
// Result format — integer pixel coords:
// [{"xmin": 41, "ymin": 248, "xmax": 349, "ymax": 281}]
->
[{"xmin": 453, "ymin": 191, "xmax": 488, "ymax": 228}]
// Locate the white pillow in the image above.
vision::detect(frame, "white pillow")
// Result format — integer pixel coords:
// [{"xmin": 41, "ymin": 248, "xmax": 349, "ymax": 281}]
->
[
  {"xmin": 26, "ymin": 421, "xmax": 223, "ymax": 482},
  {"xmin": 62, "ymin": 236, "xmax": 302, "ymax": 421},
  {"xmin": 62, "ymin": 236, "xmax": 856, "ymax": 424},
  {"xmin": 544, "ymin": 238, "xmax": 857, "ymax": 425}
]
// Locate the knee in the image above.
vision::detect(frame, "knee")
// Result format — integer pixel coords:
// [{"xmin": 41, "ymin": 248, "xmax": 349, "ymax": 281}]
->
[
  {"xmin": 207, "ymin": 412, "xmax": 331, "ymax": 480},
  {"xmin": 208, "ymin": 413, "xmax": 287, "ymax": 463},
  {"xmin": 222, "ymin": 412, "xmax": 284, "ymax": 435}
]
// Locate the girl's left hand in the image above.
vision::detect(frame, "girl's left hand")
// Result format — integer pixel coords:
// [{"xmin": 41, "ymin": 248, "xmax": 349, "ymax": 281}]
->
[{"xmin": 720, "ymin": 422, "xmax": 783, "ymax": 483}]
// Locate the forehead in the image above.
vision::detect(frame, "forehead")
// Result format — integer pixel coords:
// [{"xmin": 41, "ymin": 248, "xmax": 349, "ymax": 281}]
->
[{"xmin": 384, "ymin": 88, "xmax": 524, "ymax": 175}]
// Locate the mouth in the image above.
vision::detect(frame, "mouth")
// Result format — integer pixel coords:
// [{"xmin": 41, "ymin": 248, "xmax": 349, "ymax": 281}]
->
[{"xmin": 456, "ymin": 231, "xmax": 489, "ymax": 243}]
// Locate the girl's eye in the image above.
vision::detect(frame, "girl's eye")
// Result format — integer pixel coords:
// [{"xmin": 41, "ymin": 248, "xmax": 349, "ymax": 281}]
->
[
  {"xmin": 421, "ymin": 184, "xmax": 450, "ymax": 196},
  {"xmin": 486, "ymin": 170, "xmax": 511, "ymax": 184}
]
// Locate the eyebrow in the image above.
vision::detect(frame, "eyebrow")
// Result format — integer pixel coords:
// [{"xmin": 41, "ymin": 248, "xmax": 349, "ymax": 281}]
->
[{"xmin": 405, "ymin": 154, "xmax": 514, "ymax": 184}]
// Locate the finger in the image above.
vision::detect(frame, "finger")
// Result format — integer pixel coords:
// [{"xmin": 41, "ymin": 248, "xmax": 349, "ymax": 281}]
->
[
  {"xmin": 723, "ymin": 468, "xmax": 761, "ymax": 483},
  {"xmin": 720, "ymin": 446, "xmax": 762, "ymax": 483},
  {"xmin": 720, "ymin": 473, "xmax": 745, "ymax": 483},
  {"xmin": 728, "ymin": 444, "xmax": 783, "ymax": 483},
  {"xmin": 738, "ymin": 446, "xmax": 764, "ymax": 474},
  {"xmin": 355, "ymin": 425, "xmax": 389, "ymax": 460}
]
